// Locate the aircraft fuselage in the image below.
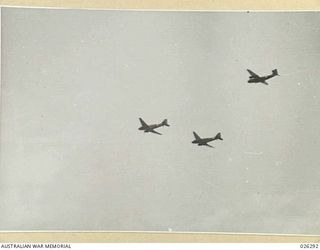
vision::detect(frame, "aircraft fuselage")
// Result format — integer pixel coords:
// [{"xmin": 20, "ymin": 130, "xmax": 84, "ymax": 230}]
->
[
  {"xmin": 192, "ymin": 138, "xmax": 215, "ymax": 144},
  {"xmin": 138, "ymin": 118, "xmax": 169, "ymax": 135},
  {"xmin": 139, "ymin": 123, "xmax": 163, "ymax": 132},
  {"xmin": 248, "ymin": 74, "xmax": 275, "ymax": 83}
]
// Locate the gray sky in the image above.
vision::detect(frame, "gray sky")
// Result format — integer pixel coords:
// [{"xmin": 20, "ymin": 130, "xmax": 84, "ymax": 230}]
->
[{"xmin": 1, "ymin": 8, "xmax": 320, "ymax": 234}]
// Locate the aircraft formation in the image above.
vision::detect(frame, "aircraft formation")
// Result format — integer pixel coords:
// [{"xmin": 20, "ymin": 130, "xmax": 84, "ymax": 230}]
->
[
  {"xmin": 138, "ymin": 68, "xmax": 279, "ymax": 148},
  {"xmin": 138, "ymin": 117, "xmax": 223, "ymax": 148}
]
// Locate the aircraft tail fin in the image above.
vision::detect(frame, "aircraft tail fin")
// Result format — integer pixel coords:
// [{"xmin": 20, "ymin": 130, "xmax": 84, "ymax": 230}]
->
[
  {"xmin": 214, "ymin": 132, "xmax": 223, "ymax": 141},
  {"xmin": 162, "ymin": 119, "xmax": 169, "ymax": 127},
  {"xmin": 272, "ymin": 69, "xmax": 279, "ymax": 76}
]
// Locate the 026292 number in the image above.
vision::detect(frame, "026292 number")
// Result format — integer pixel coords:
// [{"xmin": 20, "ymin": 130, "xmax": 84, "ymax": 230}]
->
[{"xmin": 300, "ymin": 244, "xmax": 319, "ymax": 249}]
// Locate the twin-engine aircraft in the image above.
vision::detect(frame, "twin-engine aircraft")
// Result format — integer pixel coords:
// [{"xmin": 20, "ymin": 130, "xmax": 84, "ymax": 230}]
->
[
  {"xmin": 192, "ymin": 131, "xmax": 223, "ymax": 148},
  {"xmin": 247, "ymin": 69, "xmax": 279, "ymax": 85},
  {"xmin": 138, "ymin": 118, "xmax": 169, "ymax": 135}
]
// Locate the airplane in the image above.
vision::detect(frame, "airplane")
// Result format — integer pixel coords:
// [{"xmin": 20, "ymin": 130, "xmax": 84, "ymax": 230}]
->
[
  {"xmin": 247, "ymin": 69, "xmax": 279, "ymax": 85},
  {"xmin": 192, "ymin": 131, "xmax": 223, "ymax": 148},
  {"xmin": 138, "ymin": 118, "xmax": 169, "ymax": 135}
]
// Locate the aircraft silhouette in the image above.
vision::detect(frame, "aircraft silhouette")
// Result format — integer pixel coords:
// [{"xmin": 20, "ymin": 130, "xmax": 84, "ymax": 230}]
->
[
  {"xmin": 247, "ymin": 69, "xmax": 279, "ymax": 85},
  {"xmin": 138, "ymin": 118, "xmax": 169, "ymax": 135},
  {"xmin": 192, "ymin": 131, "xmax": 223, "ymax": 148}
]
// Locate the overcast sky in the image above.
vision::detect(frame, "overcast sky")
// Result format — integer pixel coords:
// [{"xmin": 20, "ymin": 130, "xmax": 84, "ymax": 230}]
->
[{"xmin": 1, "ymin": 8, "xmax": 320, "ymax": 234}]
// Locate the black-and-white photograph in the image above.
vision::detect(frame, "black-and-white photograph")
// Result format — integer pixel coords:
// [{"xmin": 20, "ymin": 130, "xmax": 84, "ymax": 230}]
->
[{"xmin": 1, "ymin": 7, "xmax": 320, "ymax": 234}]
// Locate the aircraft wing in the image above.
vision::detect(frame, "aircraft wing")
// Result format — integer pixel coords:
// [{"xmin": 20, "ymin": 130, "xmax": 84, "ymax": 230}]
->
[
  {"xmin": 150, "ymin": 130, "xmax": 162, "ymax": 135},
  {"xmin": 247, "ymin": 69, "xmax": 260, "ymax": 78},
  {"xmin": 193, "ymin": 131, "xmax": 201, "ymax": 140},
  {"xmin": 261, "ymin": 81, "xmax": 269, "ymax": 85},
  {"xmin": 139, "ymin": 118, "xmax": 149, "ymax": 128},
  {"xmin": 205, "ymin": 143, "xmax": 214, "ymax": 148}
]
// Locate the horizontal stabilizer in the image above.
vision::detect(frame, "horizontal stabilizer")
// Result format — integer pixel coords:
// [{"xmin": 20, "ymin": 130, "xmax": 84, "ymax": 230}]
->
[
  {"xmin": 214, "ymin": 132, "xmax": 223, "ymax": 140},
  {"xmin": 162, "ymin": 119, "xmax": 169, "ymax": 127}
]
